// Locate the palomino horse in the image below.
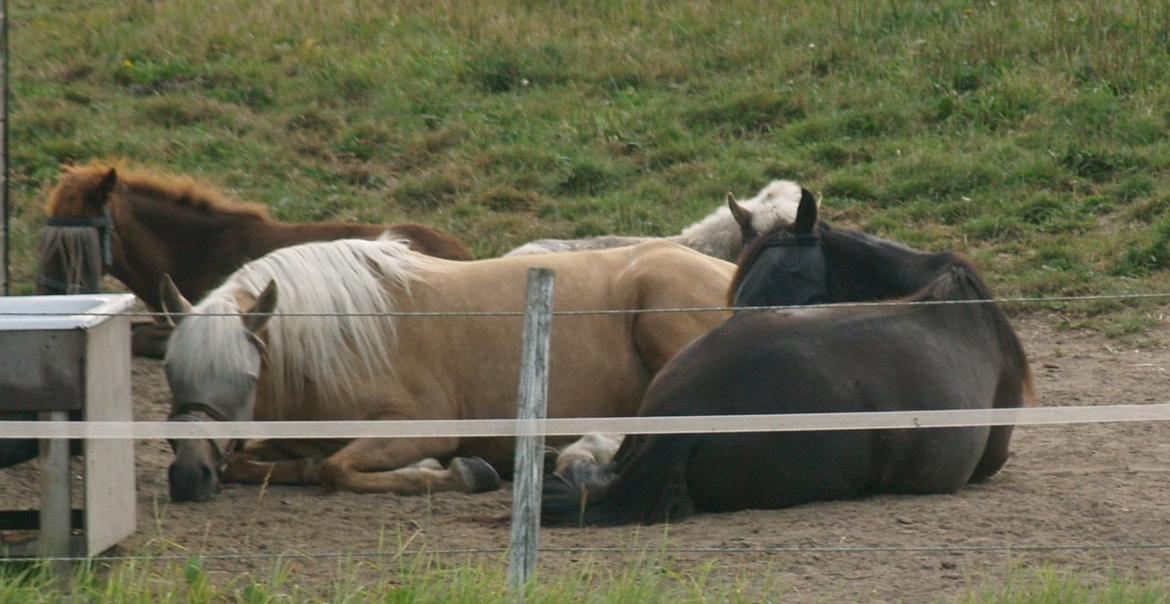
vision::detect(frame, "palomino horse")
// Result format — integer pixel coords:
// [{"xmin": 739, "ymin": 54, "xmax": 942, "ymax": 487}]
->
[
  {"xmin": 542, "ymin": 192, "xmax": 1034, "ymax": 525},
  {"xmin": 505, "ymin": 180, "xmax": 802, "ymax": 260},
  {"xmin": 160, "ymin": 237, "xmax": 736, "ymax": 502},
  {"xmin": 35, "ymin": 162, "xmax": 472, "ymax": 356}
]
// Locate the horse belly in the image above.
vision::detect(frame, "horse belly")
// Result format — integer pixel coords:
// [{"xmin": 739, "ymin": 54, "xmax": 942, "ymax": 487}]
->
[
  {"xmin": 685, "ymin": 431, "xmax": 875, "ymax": 513},
  {"xmin": 446, "ymin": 343, "xmax": 649, "ymax": 476}
]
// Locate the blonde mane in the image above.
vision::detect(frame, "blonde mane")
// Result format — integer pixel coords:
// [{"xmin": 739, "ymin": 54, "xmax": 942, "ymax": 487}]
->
[
  {"xmin": 677, "ymin": 180, "xmax": 803, "ymax": 259},
  {"xmin": 167, "ymin": 238, "xmax": 432, "ymax": 419},
  {"xmin": 45, "ymin": 160, "xmax": 269, "ymax": 219}
]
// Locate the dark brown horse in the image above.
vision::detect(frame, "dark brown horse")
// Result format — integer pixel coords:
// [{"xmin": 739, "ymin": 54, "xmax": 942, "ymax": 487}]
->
[
  {"xmin": 35, "ymin": 162, "xmax": 473, "ymax": 355},
  {"xmin": 543, "ymin": 192, "xmax": 1034, "ymax": 525}
]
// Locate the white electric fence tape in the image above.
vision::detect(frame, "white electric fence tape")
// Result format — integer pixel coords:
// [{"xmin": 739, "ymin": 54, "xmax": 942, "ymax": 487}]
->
[{"xmin": 1, "ymin": 403, "xmax": 1169, "ymax": 440}]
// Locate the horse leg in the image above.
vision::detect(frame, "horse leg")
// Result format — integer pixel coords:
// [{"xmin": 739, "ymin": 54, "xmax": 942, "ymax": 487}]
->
[
  {"xmin": 221, "ymin": 440, "xmax": 341, "ymax": 485},
  {"xmin": 320, "ymin": 437, "xmax": 501, "ymax": 495},
  {"xmin": 968, "ymin": 426, "xmax": 1014, "ymax": 483},
  {"xmin": 553, "ymin": 432, "xmax": 624, "ymax": 486},
  {"xmin": 969, "ymin": 377, "xmax": 1030, "ymax": 483}
]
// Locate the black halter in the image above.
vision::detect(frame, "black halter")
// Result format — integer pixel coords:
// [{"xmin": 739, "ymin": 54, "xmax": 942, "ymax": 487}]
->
[{"xmin": 168, "ymin": 403, "xmax": 239, "ymax": 472}]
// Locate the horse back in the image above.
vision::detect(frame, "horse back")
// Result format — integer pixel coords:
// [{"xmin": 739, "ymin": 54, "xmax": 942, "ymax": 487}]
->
[{"xmin": 378, "ymin": 243, "xmax": 734, "ymax": 458}]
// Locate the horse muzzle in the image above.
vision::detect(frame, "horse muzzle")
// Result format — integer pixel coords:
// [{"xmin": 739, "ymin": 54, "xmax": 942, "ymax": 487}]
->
[{"xmin": 168, "ymin": 455, "xmax": 220, "ymax": 503}]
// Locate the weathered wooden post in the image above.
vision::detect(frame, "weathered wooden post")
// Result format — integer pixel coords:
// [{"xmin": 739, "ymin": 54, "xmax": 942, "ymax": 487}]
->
[
  {"xmin": 38, "ymin": 410, "xmax": 70, "ymax": 580},
  {"xmin": 507, "ymin": 268, "xmax": 554, "ymax": 599}
]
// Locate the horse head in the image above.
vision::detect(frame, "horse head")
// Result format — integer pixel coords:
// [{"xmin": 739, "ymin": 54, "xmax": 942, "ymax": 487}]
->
[
  {"xmin": 729, "ymin": 186, "xmax": 966, "ymax": 308},
  {"xmin": 728, "ymin": 187, "xmax": 828, "ymax": 307},
  {"xmin": 36, "ymin": 166, "xmax": 118, "ymax": 294},
  {"xmin": 160, "ymin": 274, "xmax": 278, "ymax": 502}
]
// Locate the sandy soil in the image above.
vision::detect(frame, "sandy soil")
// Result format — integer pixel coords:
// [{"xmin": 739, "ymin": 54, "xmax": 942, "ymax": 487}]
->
[{"xmin": 2, "ymin": 311, "xmax": 1169, "ymax": 602}]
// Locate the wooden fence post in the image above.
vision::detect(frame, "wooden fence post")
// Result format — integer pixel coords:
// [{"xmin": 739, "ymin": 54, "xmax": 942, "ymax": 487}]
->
[
  {"xmin": 38, "ymin": 409, "xmax": 72, "ymax": 583},
  {"xmin": 507, "ymin": 268, "xmax": 555, "ymax": 599}
]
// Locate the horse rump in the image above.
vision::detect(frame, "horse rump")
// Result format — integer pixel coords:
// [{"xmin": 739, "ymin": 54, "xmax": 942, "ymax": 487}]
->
[{"xmin": 542, "ymin": 434, "xmax": 699, "ymax": 527}]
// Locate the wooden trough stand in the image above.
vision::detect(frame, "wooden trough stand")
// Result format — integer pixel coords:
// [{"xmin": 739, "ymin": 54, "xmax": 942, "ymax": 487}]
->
[{"xmin": 0, "ymin": 294, "xmax": 137, "ymax": 565}]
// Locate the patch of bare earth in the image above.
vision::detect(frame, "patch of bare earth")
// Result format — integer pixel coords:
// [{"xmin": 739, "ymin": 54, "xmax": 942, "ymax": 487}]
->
[{"xmin": 2, "ymin": 312, "xmax": 1168, "ymax": 602}]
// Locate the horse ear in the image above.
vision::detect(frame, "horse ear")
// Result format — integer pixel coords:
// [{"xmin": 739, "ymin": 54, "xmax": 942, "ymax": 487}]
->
[
  {"xmin": 158, "ymin": 274, "xmax": 192, "ymax": 327},
  {"xmin": 793, "ymin": 187, "xmax": 818, "ymax": 235},
  {"xmin": 727, "ymin": 192, "xmax": 753, "ymax": 232},
  {"xmin": 242, "ymin": 280, "xmax": 278, "ymax": 335},
  {"xmin": 86, "ymin": 168, "xmax": 118, "ymax": 210}
]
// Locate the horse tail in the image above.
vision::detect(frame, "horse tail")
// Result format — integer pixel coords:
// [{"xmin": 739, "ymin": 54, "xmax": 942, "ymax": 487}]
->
[{"xmin": 542, "ymin": 435, "xmax": 699, "ymax": 526}]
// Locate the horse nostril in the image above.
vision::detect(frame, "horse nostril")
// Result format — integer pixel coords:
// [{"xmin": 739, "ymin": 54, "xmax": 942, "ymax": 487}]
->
[{"xmin": 168, "ymin": 459, "xmax": 219, "ymax": 502}]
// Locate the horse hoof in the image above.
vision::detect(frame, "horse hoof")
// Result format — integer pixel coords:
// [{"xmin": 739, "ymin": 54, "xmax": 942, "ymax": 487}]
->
[
  {"xmin": 451, "ymin": 456, "xmax": 502, "ymax": 494},
  {"xmin": 542, "ymin": 446, "xmax": 560, "ymax": 475}
]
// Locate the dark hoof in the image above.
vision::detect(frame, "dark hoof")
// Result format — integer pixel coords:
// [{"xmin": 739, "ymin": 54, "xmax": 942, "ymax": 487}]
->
[
  {"xmin": 543, "ymin": 445, "xmax": 560, "ymax": 475},
  {"xmin": 451, "ymin": 456, "xmax": 502, "ymax": 494}
]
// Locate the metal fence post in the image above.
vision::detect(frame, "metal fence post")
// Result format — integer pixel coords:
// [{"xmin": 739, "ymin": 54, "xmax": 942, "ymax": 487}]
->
[
  {"xmin": 507, "ymin": 268, "xmax": 554, "ymax": 599},
  {"xmin": 0, "ymin": 0, "xmax": 9, "ymax": 295}
]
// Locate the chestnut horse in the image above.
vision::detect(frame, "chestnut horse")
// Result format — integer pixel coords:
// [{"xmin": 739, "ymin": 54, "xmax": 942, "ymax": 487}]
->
[
  {"xmin": 160, "ymin": 238, "xmax": 736, "ymax": 502},
  {"xmin": 35, "ymin": 162, "xmax": 472, "ymax": 356},
  {"xmin": 542, "ymin": 192, "xmax": 1034, "ymax": 525}
]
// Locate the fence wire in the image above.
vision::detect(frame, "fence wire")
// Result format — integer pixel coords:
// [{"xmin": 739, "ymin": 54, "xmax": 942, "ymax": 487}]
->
[
  {"xmin": 5, "ymin": 542, "xmax": 1170, "ymax": 565},
  {"xmin": 1, "ymin": 291, "xmax": 1169, "ymax": 319}
]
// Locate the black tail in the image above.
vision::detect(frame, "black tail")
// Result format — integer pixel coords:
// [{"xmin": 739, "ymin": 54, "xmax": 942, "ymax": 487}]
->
[{"xmin": 541, "ymin": 435, "xmax": 699, "ymax": 526}]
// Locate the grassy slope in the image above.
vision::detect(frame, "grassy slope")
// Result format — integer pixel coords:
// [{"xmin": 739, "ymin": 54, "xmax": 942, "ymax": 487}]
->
[{"xmin": 7, "ymin": 0, "xmax": 1170, "ymax": 328}]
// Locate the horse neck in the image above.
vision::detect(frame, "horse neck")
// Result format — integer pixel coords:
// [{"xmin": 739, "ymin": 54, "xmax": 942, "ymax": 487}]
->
[
  {"xmin": 823, "ymin": 231, "xmax": 961, "ymax": 301},
  {"xmin": 111, "ymin": 191, "xmax": 259, "ymax": 291}
]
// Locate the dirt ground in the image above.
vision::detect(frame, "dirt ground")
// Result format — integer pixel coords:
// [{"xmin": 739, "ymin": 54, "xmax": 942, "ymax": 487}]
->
[{"xmin": 2, "ymin": 311, "xmax": 1170, "ymax": 602}]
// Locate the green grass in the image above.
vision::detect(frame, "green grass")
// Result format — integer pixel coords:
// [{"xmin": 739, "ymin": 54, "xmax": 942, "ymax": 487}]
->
[
  {"xmin": 8, "ymin": 0, "xmax": 1170, "ymax": 315},
  {"xmin": 1, "ymin": 554, "xmax": 1167, "ymax": 603},
  {"xmin": 957, "ymin": 566, "xmax": 1170, "ymax": 604},
  {"xmin": 0, "ymin": 549, "xmax": 781, "ymax": 603}
]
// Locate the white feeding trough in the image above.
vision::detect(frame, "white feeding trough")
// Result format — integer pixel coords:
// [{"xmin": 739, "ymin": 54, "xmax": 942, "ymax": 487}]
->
[{"xmin": 0, "ymin": 294, "xmax": 137, "ymax": 559}]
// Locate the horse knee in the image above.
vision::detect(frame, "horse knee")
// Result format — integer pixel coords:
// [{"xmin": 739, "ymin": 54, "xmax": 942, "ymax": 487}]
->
[{"xmin": 319, "ymin": 458, "xmax": 351, "ymax": 491}]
